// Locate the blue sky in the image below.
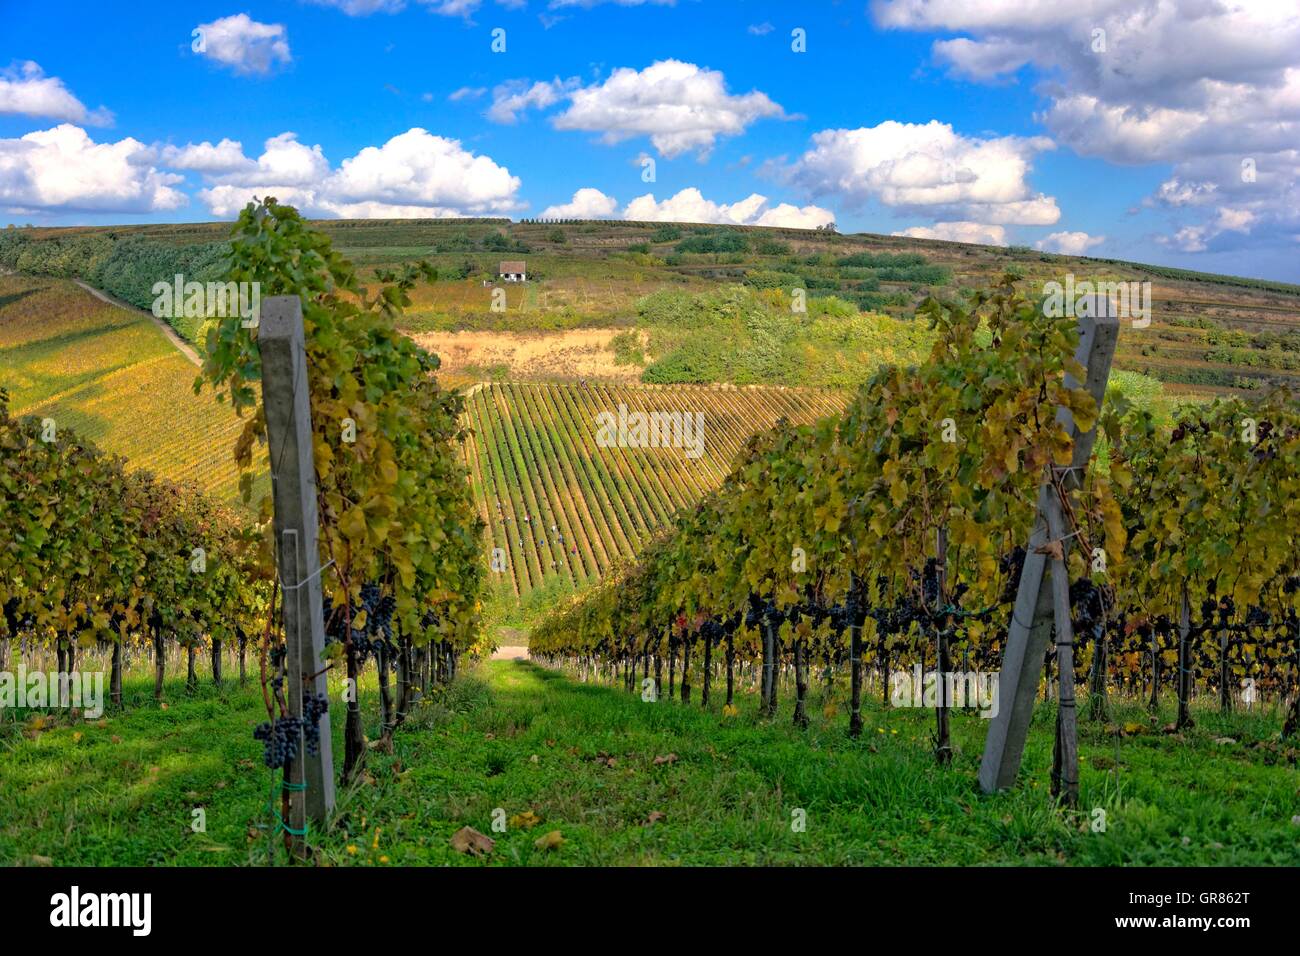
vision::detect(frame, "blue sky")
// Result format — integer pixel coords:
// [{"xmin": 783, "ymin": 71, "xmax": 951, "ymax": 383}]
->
[{"xmin": 2, "ymin": 0, "xmax": 1298, "ymax": 280}]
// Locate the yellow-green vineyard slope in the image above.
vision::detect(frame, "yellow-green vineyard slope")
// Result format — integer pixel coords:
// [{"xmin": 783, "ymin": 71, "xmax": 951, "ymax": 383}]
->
[
  {"xmin": 0, "ymin": 275, "xmax": 253, "ymax": 506},
  {"xmin": 463, "ymin": 380, "xmax": 846, "ymax": 597}
]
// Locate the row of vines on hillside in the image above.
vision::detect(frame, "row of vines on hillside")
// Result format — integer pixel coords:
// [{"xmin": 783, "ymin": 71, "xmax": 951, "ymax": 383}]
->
[
  {"xmin": 531, "ymin": 276, "xmax": 1300, "ymax": 796},
  {"xmin": 0, "ymin": 201, "xmax": 487, "ymax": 856}
]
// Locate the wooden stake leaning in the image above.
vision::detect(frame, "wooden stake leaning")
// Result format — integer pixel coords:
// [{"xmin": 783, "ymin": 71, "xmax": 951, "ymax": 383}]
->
[{"xmin": 978, "ymin": 302, "xmax": 1119, "ymax": 800}]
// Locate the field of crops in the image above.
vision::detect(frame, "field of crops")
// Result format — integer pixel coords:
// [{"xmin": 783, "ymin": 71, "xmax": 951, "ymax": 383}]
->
[
  {"xmin": 0, "ymin": 275, "xmax": 259, "ymax": 505},
  {"xmin": 463, "ymin": 381, "xmax": 846, "ymax": 597}
]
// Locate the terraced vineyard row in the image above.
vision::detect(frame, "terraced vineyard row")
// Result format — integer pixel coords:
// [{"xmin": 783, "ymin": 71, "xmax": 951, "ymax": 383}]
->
[{"xmin": 461, "ymin": 381, "xmax": 846, "ymax": 597}]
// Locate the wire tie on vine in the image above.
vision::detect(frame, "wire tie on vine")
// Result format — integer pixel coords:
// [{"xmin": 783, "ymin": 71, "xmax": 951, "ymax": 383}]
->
[{"xmin": 280, "ymin": 558, "xmax": 336, "ymax": 592}]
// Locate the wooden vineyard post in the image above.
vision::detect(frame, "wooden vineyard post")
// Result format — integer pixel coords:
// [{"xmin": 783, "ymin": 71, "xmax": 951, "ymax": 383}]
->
[
  {"xmin": 259, "ymin": 295, "xmax": 337, "ymax": 855},
  {"xmin": 978, "ymin": 303, "xmax": 1119, "ymax": 801}
]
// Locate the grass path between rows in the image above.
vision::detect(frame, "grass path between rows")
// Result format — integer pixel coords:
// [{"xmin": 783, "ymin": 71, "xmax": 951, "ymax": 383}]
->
[{"xmin": 2, "ymin": 659, "xmax": 1297, "ymax": 866}]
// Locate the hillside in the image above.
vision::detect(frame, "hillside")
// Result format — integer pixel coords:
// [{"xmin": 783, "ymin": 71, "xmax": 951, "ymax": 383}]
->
[
  {"xmin": 4, "ymin": 218, "xmax": 1299, "ymax": 395},
  {"xmin": 0, "ymin": 274, "xmax": 261, "ymax": 506}
]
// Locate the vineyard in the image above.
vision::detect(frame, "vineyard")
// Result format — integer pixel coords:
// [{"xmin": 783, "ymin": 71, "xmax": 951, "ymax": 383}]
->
[
  {"xmin": 0, "ymin": 275, "xmax": 259, "ymax": 506},
  {"xmin": 1, "ymin": 201, "xmax": 485, "ymax": 862},
  {"xmin": 0, "ymin": 210, "xmax": 1298, "ymax": 870},
  {"xmin": 531, "ymin": 277, "xmax": 1300, "ymax": 807},
  {"xmin": 463, "ymin": 381, "xmax": 845, "ymax": 596}
]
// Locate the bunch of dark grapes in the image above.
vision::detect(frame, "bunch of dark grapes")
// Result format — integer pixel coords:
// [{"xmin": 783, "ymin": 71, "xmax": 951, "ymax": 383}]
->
[
  {"xmin": 253, "ymin": 716, "xmax": 303, "ymax": 770},
  {"xmin": 1069, "ymin": 578, "xmax": 1108, "ymax": 645},
  {"xmin": 920, "ymin": 558, "xmax": 941, "ymax": 606},
  {"xmin": 302, "ymin": 693, "xmax": 329, "ymax": 758},
  {"xmin": 998, "ymin": 547, "xmax": 1026, "ymax": 605}
]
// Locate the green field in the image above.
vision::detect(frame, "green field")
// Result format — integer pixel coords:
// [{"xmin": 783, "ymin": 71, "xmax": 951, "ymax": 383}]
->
[{"xmin": 2, "ymin": 656, "xmax": 1296, "ymax": 866}]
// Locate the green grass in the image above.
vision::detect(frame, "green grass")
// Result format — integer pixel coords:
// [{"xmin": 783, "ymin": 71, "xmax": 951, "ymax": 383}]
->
[{"xmin": 3, "ymin": 658, "xmax": 1296, "ymax": 866}]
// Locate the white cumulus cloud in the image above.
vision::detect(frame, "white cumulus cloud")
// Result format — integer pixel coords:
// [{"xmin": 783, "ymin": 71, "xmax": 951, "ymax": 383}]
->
[
  {"xmin": 0, "ymin": 124, "xmax": 185, "ymax": 214},
  {"xmin": 193, "ymin": 14, "xmax": 292, "ymax": 76},
  {"xmin": 622, "ymin": 187, "xmax": 833, "ymax": 228},
  {"xmin": 524, "ymin": 60, "xmax": 786, "ymax": 159},
  {"xmin": 0, "ymin": 61, "xmax": 113, "ymax": 126},
  {"xmin": 191, "ymin": 128, "xmax": 523, "ymax": 219},
  {"xmin": 786, "ymin": 119, "xmax": 1058, "ymax": 227},
  {"xmin": 873, "ymin": 0, "xmax": 1300, "ymax": 257},
  {"xmin": 892, "ymin": 221, "xmax": 1008, "ymax": 246},
  {"xmin": 158, "ymin": 138, "xmax": 255, "ymax": 174},
  {"xmin": 540, "ymin": 187, "xmax": 619, "ymax": 219},
  {"xmin": 488, "ymin": 78, "xmax": 579, "ymax": 124},
  {"xmin": 1034, "ymin": 231, "xmax": 1105, "ymax": 255}
]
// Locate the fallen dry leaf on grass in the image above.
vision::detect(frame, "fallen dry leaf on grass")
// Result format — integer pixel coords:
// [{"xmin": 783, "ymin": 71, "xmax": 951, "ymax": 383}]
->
[
  {"xmin": 450, "ymin": 826, "xmax": 495, "ymax": 856},
  {"xmin": 534, "ymin": 830, "xmax": 565, "ymax": 851},
  {"xmin": 509, "ymin": 810, "xmax": 542, "ymax": 829}
]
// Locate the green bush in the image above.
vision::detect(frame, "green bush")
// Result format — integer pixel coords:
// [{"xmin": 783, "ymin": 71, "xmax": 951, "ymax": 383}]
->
[
  {"xmin": 610, "ymin": 329, "xmax": 645, "ymax": 366},
  {"xmin": 754, "ymin": 237, "xmax": 791, "ymax": 255},
  {"xmin": 835, "ymin": 251, "xmax": 926, "ymax": 269},
  {"xmin": 745, "ymin": 269, "xmax": 803, "ymax": 290},
  {"xmin": 675, "ymin": 231, "xmax": 749, "ymax": 254}
]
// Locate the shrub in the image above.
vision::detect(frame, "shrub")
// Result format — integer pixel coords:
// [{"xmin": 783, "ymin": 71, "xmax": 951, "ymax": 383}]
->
[{"xmin": 675, "ymin": 231, "xmax": 749, "ymax": 254}]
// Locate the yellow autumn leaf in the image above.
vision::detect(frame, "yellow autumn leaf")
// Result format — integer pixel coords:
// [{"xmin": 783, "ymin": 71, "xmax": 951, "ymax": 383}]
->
[
  {"xmin": 338, "ymin": 506, "xmax": 367, "ymax": 542},
  {"xmin": 509, "ymin": 810, "xmax": 541, "ymax": 830},
  {"xmin": 533, "ymin": 830, "xmax": 565, "ymax": 851}
]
